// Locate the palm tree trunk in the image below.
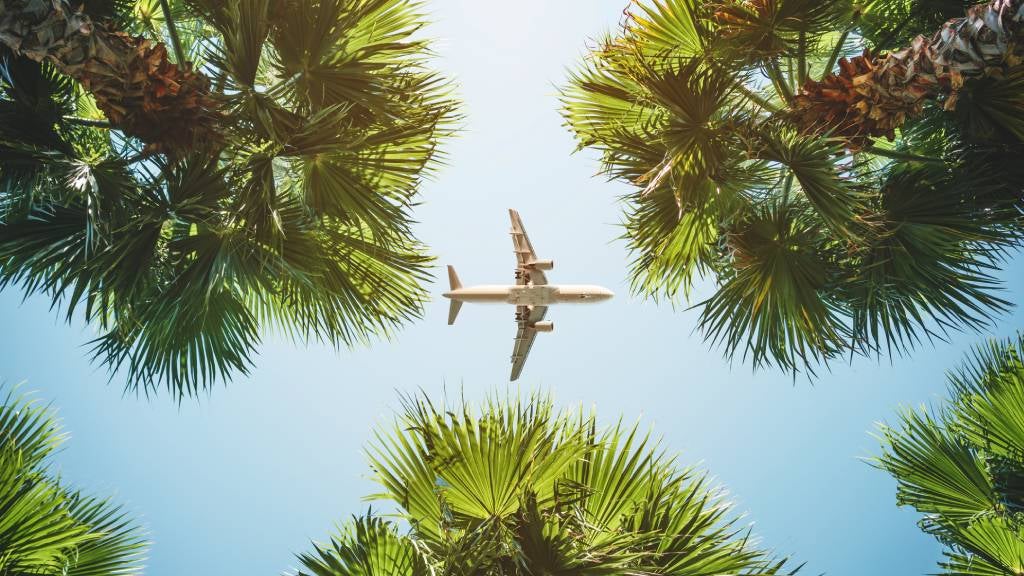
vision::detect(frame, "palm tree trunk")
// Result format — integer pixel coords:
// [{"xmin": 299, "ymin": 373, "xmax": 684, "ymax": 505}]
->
[
  {"xmin": 793, "ymin": 0, "xmax": 1024, "ymax": 147},
  {"xmin": 0, "ymin": 0, "xmax": 218, "ymax": 154}
]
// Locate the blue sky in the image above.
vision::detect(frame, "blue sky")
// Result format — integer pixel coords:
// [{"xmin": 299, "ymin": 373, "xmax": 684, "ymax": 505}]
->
[{"xmin": 2, "ymin": 1, "xmax": 1023, "ymax": 574}]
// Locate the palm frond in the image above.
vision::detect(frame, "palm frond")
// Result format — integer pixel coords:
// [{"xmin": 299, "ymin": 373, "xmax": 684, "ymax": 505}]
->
[
  {"xmin": 624, "ymin": 0, "xmax": 711, "ymax": 60},
  {"xmin": 952, "ymin": 65, "xmax": 1024, "ymax": 144},
  {"xmin": 877, "ymin": 334, "xmax": 1024, "ymax": 575},
  {"xmin": 939, "ymin": 517, "xmax": 1024, "ymax": 576},
  {"xmin": 710, "ymin": 0, "xmax": 851, "ymax": 64},
  {"xmin": 875, "ymin": 408, "xmax": 998, "ymax": 527},
  {"xmin": 753, "ymin": 127, "xmax": 864, "ymax": 236},
  {"xmin": 950, "ymin": 334, "xmax": 1024, "ymax": 462},
  {"xmin": 857, "ymin": 0, "xmax": 976, "ymax": 51},
  {"xmin": 698, "ymin": 201, "xmax": 848, "ymax": 372},
  {"xmin": 295, "ymin": 515, "xmax": 422, "ymax": 576},
  {"xmin": 357, "ymin": 391, "xmax": 799, "ymax": 576},
  {"xmin": 844, "ymin": 161, "xmax": 1015, "ymax": 358},
  {"xmin": 0, "ymin": 384, "xmax": 147, "ymax": 575},
  {"xmin": 64, "ymin": 495, "xmax": 148, "ymax": 576}
]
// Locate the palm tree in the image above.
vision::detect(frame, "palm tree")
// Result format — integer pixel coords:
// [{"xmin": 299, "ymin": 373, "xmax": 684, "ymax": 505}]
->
[
  {"xmin": 795, "ymin": 0, "xmax": 1024, "ymax": 144},
  {"xmin": 0, "ymin": 0, "xmax": 219, "ymax": 154},
  {"xmin": 292, "ymin": 392, "xmax": 800, "ymax": 576},
  {"xmin": 0, "ymin": 0, "xmax": 458, "ymax": 397},
  {"xmin": 562, "ymin": 0, "xmax": 1023, "ymax": 375},
  {"xmin": 876, "ymin": 332, "xmax": 1024, "ymax": 576},
  {"xmin": 0, "ymin": 384, "xmax": 147, "ymax": 575}
]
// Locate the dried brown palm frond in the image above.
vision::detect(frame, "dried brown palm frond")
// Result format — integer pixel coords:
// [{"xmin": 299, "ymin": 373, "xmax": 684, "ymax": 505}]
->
[
  {"xmin": 0, "ymin": 0, "xmax": 219, "ymax": 154},
  {"xmin": 794, "ymin": 0, "xmax": 1024, "ymax": 146}
]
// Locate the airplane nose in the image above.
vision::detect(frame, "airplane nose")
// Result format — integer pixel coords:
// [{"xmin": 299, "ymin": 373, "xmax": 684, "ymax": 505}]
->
[
  {"xmin": 601, "ymin": 288, "xmax": 615, "ymax": 300},
  {"xmin": 442, "ymin": 291, "xmax": 453, "ymax": 299}
]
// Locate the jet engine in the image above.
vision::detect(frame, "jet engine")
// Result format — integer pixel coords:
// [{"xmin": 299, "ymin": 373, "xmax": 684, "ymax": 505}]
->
[
  {"xmin": 528, "ymin": 259, "xmax": 554, "ymax": 270},
  {"xmin": 530, "ymin": 321, "xmax": 554, "ymax": 333}
]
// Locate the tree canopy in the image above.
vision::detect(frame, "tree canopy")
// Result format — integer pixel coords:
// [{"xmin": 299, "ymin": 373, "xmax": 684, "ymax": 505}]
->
[
  {"xmin": 292, "ymin": 392, "xmax": 800, "ymax": 576},
  {"xmin": 563, "ymin": 0, "xmax": 1024, "ymax": 375},
  {"xmin": 0, "ymin": 0, "xmax": 458, "ymax": 398}
]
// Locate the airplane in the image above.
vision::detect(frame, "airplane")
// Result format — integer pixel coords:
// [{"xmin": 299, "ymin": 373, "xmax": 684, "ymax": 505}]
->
[{"xmin": 443, "ymin": 209, "xmax": 614, "ymax": 381}]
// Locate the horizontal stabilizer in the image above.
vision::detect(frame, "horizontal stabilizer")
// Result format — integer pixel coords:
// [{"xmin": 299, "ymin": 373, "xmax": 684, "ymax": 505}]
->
[{"xmin": 448, "ymin": 300, "xmax": 463, "ymax": 325}]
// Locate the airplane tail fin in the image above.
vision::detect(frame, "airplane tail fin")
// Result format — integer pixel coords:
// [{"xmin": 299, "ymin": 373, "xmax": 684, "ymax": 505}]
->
[
  {"xmin": 447, "ymin": 265, "xmax": 462, "ymax": 290},
  {"xmin": 447, "ymin": 265, "xmax": 463, "ymax": 325}
]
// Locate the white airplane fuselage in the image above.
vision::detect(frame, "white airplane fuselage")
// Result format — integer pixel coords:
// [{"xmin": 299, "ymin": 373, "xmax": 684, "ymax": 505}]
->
[{"xmin": 443, "ymin": 284, "xmax": 614, "ymax": 307}]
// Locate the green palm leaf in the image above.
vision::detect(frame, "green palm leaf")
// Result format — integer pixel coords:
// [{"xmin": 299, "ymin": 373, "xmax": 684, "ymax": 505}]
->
[
  {"xmin": 939, "ymin": 517, "xmax": 1024, "ymax": 576},
  {"xmin": 698, "ymin": 201, "xmax": 848, "ymax": 372},
  {"xmin": 876, "ymin": 408, "xmax": 998, "ymax": 526},
  {"xmin": 295, "ymin": 515, "xmax": 422, "ymax": 576},
  {"xmin": 0, "ymin": 384, "xmax": 146, "ymax": 575},
  {"xmin": 950, "ymin": 335, "xmax": 1024, "ymax": 462},
  {"xmin": 876, "ymin": 333, "xmax": 1024, "ymax": 575}
]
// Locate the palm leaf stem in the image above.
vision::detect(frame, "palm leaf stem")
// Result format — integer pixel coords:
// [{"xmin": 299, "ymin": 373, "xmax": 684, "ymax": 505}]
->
[
  {"xmin": 865, "ymin": 145, "xmax": 945, "ymax": 165},
  {"xmin": 714, "ymin": 60, "xmax": 782, "ymax": 112},
  {"xmin": 738, "ymin": 83, "xmax": 780, "ymax": 112},
  {"xmin": 798, "ymin": 31, "xmax": 808, "ymax": 86},
  {"xmin": 781, "ymin": 172, "xmax": 794, "ymax": 206},
  {"xmin": 159, "ymin": 0, "xmax": 187, "ymax": 65},
  {"xmin": 766, "ymin": 58, "xmax": 793, "ymax": 104},
  {"xmin": 62, "ymin": 116, "xmax": 113, "ymax": 129},
  {"xmin": 822, "ymin": 28, "xmax": 851, "ymax": 79},
  {"xmin": 125, "ymin": 151, "xmax": 157, "ymax": 165},
  {"xmin": 787, "ymin": 56, "xmax": 796, "ymax": 92}
]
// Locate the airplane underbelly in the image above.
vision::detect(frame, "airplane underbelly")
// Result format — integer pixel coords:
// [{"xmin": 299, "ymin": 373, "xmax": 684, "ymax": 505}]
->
[{"xmin": 508, "ymin": 286, "xmax": 557, "ymax": 306}]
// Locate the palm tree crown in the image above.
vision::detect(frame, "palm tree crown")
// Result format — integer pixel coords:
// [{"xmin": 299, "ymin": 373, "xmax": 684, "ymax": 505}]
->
[
  {"xmin": 562, "ymin": 0, "xmax": 1023, "ymax": 375},
  {"xmin": 876, "ymin": 332, "xmax": 1024, "ymax": 576},
  {"xmin": 293, "ymin": 392, "xmax": 800, "ymax": 576},
  {"xmin": 0, "ymin": 0, "xmax": 458, "ymax": 397}
]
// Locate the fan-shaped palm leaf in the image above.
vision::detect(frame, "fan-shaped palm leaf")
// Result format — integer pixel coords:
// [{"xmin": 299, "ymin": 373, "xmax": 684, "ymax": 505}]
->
[
  {"xmin": 876, "ymin": 333, "xmax": 1024, "ymax": 575},
  {"xmin": 295, "ymin": 515, "xmax": 423, "ymax": 576},
  {"xmin": 0, "ymin": 384, "xmax": 146, "ymax": 575}
]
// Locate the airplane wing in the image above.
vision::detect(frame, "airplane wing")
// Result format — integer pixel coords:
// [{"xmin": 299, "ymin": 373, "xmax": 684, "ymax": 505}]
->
[
  {"xmin": 511, "ymin": 305, "xmax": 547, "ymax": 381},
  {"xmin": 510, "ymin": 209, "xmax": 547, "ymax": 286}
]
